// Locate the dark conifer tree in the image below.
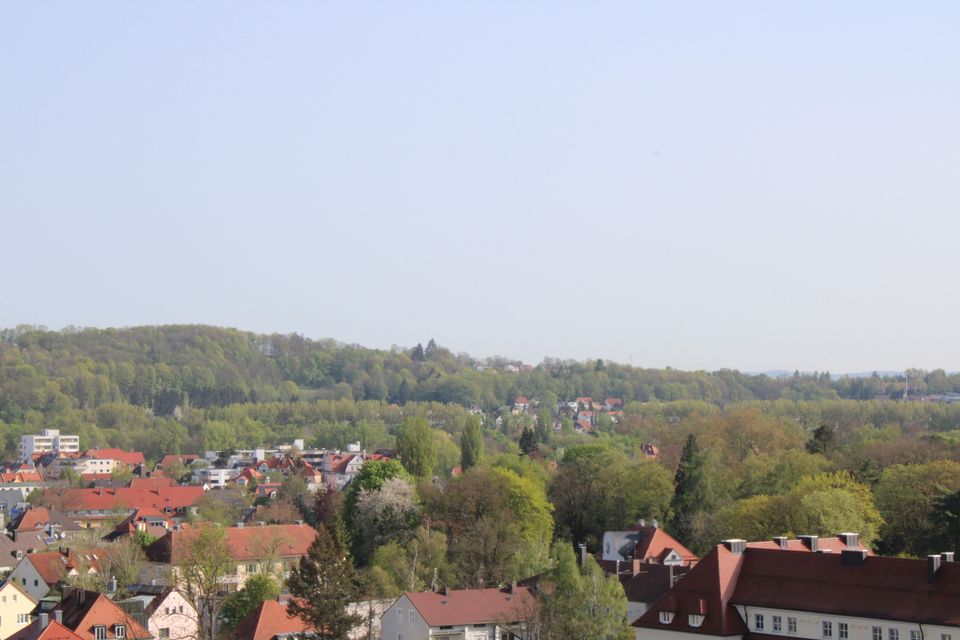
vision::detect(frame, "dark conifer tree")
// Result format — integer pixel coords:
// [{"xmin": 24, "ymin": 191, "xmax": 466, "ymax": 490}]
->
[
  {"xmin": 286, "ymin": 525, "xmax": 362, "ymax": 640},
  {"xmin": 669, "ymin": 434, "xmax": 710, "ymax": 545}
]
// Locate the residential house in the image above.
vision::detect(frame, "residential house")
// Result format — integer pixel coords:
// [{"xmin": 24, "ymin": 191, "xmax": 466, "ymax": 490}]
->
[
  {"xmin": 604, "ymin": 398, "xmax": 624, "ymax": 411},
  {"xmin": 145, "ymin": 523, "xmax": 316, "ymax": 591},
  {"xmin": 512, "ymin": 396, "xmax": 530, "ymax": 414},
  {"xmin": 8, "ymin": 620, "xmax": 83, "ymax": 640},
  {"xmin": 602, "ymin": 523, "xmax": 699, "ymax": 567},
  {"xmin": 0, "ymin": 579, "xmax": 38, "ymax": 640},
  {"xmin": 322, "ymin": 454, "xmax": 364, "ymax": 490},
  {"xmin": 381, "ymin": 586, "xmax": 535, "ymax": 640},
  {"xmin": 231, "ymin": 600, "xmax": 308, "ymax": 640},
  {"xmin": 152, "ymin": 456, "xmax": 199, "ymax": 475},
  {"xmin": 12, "ymin": 589, "xmax": 151, "ymax": 640},
  {"xmin": 632, "ymin": 540, "xmax": 960, "ymax": 640},
  {"xmin": 8, "ymin": 548, "xmax": 107, "ymax": 600},
  {"xmin": 10, "ymin": 509, "xmax": 82, "ymax": 542},
  {"xmin": 191, "ymin": 468, "xmax": 239, "ymax": 489},
  {"xmin": 253, "ymin": 484, "xmax": 281, "ymax": 500},
  {"xmin": 234, "ymin": 598, "xmax": 390, "ymax": 640},
  {"xmin": 116, "ymin": 586, "xmax": 198, "ymax": 640},
  {"xmin": 103, "ymin": 508, "xmax": 180, "ymax": 543},
  {"xmin": 55, "ymin": 485, "xmax": 205, "ymax": 529}
]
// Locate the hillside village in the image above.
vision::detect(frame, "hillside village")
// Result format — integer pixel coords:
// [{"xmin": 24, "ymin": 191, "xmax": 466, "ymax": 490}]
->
[{"xmin": 0, "ymin": 424, "xmax": 955, "ymax": 640}]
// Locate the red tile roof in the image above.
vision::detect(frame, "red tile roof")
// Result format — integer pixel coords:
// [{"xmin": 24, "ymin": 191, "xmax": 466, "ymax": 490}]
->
[
  {"xmin": 51, "ymin": 591, "xmax": 151, "ymax": 640},
  {"xmin": 634, "ymin": 544, "xmax": 746, "ymax": 636},
  {"xmin": 9, "ymin": 620, "xmax": 85, "ymax": 640},
  {"xmin": 60, "ymin": 485, "xmax": 204, "ymax": 514},
  {"xmin": 24, "ymin": 549, "xmax": 108, "ymax": 586},
  {"xmin": 631, "ymin": 526, "xmax": 699, "ymax": 566},
  {"xmin": 0, "ymin": 471, "xmax": 44, "ymax": 483},
  {"xmin": 84, "ymin": 449, "xmax": 145, "ymax": 466},
  {"xmin": 746, "ymin": 535, "xmax": 873, "ymax": 554},
  {"xmin": 404, "ymin": 587, "xmax": 535, "ymax": 627},
  {"xmin": 232, "ymin": 600, "xmax": 311, "ymax": 640},
  {"xmin": 733, "ymin": 549, "xmax": 960, "ymax": 625},
  {"xmin": 156, "ymin": 454, "xmax": 198, "ymax": 469},
  {"xmin": 147, "ymin": 524, "xmax": 316, "ymax": 563},
  {"xmin": 128, "ymin": 477, "xmax": 176, "ymax": 491}
]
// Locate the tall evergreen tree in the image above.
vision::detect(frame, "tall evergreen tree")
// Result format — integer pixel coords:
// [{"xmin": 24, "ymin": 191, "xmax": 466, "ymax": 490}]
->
[
  {"xmin": 670, "ymin": 434, "xmax": 710, "ymax": 546},
  {"xmin": 286, "ymin": 525, "xmax": 362, "ymax": 640},
  {"xmin": 806, "ymin": 424, "xmax": 836, "ymax": 455},
  {"xmin": 460, "ymin": 415, "xmax": 483, "ymax": 472},
  {"xmin": 519, "ymin": 428, "xmax": 537, "ymax": 456}
]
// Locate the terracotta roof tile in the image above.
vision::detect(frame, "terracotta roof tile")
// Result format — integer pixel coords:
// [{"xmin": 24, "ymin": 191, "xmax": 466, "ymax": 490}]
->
[
  {"xmin": 232, "ymin": 600, "xmax": 311, "ymax": 640},
  {"xmin": 405, "ymin": 587, "xmax": 534, "ymax": 627}
]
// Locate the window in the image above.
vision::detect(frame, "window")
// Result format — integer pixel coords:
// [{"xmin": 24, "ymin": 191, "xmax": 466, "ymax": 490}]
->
[
  {"xmin": 246, "ymin": 564, "xmax": 257, "ymax": 574},
  {"xmin": 823, "ymin": 621, "xmax": 834, "ymax": 638},
  {"xmin": 756, "ymin": 615, "xmax": 765, "ymax": 631},
  {"xmin": 179, "ymin": 606, "xmax": 184, "ymax": 613},
  {"xmin": 19, "ymin": 614, "xmax": 31, "ymax": 624},
  {"xmin": 94, "ymin": 625, "xmax": 107, "ymax": 640},
  {"xmin": 659, "ymin": 611, "xmax": 675, "ymax": 624},
  {"xmin": 409, "ymin": 611, "xmax": 415, "ymax": 623},
  {"xmin": 396, "ymin": 608, "xmax": 403, "ymax": 620},
  {"xmin": 165, "ymin": 608, "xmax": 171, "ymax": 615},
  {"xmin": 890, "ymin": 630, "xmax": 899, "ymax": 640},
  {"xmin": 689, "ymin": 614, "xmax": 705, "ymax": 628},
  {"xmin": 115, "ymin": 625, "xmax": 126, "ymax": 639},
  {"xmin": 789, "ymin": 619, "xmax": 797, "ymax": 634},
  {"xmin": 33, "ymin": 580, "xmax": 38, "ymax": 587},
  {"xmin": 774, "ymin": 616, "xmax": 783, "ymax": 632},
  {"xmin": 840, "ymin": 623, "xmax": 849, "ymax": 639},
  {"xmin": 397, "ymin": 635, "xmax": 403, "ymax": 640},
  {"xmin": 941, "ymin": 635, "xmax": 952, "ymax": 640},
  {"xmin": 874, "ymin": 628, "xmax": 884, "ymax": 640},
  {"xmin": 911, "ymin": 632, "xmax": 921, "ymax": 640},
  {"xmin": 159, "ymin": 630, "xmax": 170, "ymax": 639}
]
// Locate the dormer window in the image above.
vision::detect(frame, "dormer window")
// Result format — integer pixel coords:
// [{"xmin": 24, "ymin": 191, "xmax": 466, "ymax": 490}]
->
[
  {"xmin": 689, "ymin": 614, "xmax": 705, "ymax": 628},
  {"xmin": 94, "ymin": 625, "xmax": 107, "ymax": 640},
  {"xmin": 659, "ymin": 611, "xmax": 676, "ymax": 624},
  {"xmin": 115, "ymin": 625, "xmax": 126, "ymax": 639}
]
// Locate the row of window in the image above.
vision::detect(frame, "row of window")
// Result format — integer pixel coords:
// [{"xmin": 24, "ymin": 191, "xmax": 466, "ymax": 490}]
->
[
  {"xmin": 93, "ymin": 624, "xmax": 125, "ymax": 639},
  {"xmin": 754, "ymin": 613, "xmax": 954, "ymax": 640}
]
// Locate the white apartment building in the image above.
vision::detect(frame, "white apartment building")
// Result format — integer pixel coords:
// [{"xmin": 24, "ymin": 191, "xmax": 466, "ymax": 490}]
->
[{"xmin": 19, "ymin": 430, "xmax": 80, "ymax": 462}]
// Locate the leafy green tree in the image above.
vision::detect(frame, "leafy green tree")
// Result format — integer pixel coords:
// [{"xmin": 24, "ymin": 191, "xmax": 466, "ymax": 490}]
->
[
  {"xmin": 670, "ymin": 434, "xmax": 711, "ymax": 546},
  {"xmin": 395, "ymin": 417, "xmax": 437, "ymax": 477},
  {"xmin": 175, "ymin": 525, "xmax": 236, "ymax": 640},
  {"xmin": 286, "ymin": 525, "xmax": 362, "ymax": 640},
  {"xmin": 221, "ymin": 574, "xmax": 281, "ymax": 630},
  {"xmin": 460, "ymin": 415, "xmax": 483, "ymax": 472},
  {"xmin": 874, "ymin": 461, "xmax": 960, "ymax": 555},
  {"xmin": 369, "ymin": 526, "xmax": 454, "ymax": 596},
  {"xmin": 536, "ymin": 541, "xmax": 631, "ymax": 640},
  {"xmin": 432, "ymin": 467, "xmax": 553, "ymax": 585},
  {"xmin": 551, "ymin": 445, "xmax": 672, "ymax": 549}
]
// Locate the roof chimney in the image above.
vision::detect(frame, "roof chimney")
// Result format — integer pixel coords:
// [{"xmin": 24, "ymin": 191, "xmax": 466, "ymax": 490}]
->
[
  {"xmin": 108, "ymin": 576, "xmax": 117, "ymax": 594},
  {"xmin": 40, "ymin": 613, "xmax": 49, "ymax": 629},
  {"xmin": 838, "ymin": 532, "xmax": 859, "ymax": 548},
  {"xmin": 942, "ymin": 552, "xmax": 955, "ymax": 564},
  {"xmin": 258, "ymin": 521, "xmax": 266, "ymax": 527},
  {"xmin": 798, "ymin": 535, "xmax": 818, "ymax": 552},
  {"xmin": 841, "ymin": 549, "xmax": 868, "ymax": 566},
  {"xmin": 578, "ymin": 543, "xmax": 587, "ymax": 567},
  {"xmin": 928, "ymin": 554, "xmax": 942, "ymax": 581},
  {"xmin": 772, "ymin": 536, "xmax": 788, "ymax": 549},
  {"xmin": 55, "ymin": 610, "xmax": 62, "ymax": 624},
  {"xmin": 235, "ymin": 522, "xmax": 244, "ymax": 528},
  {"xmin": 638, "ymin": 518, "xmax": 646, "ymax": 527},
  {"xmin": 722, "ymin": 539, "xmax": 746, "ymax": 555},
  {"xmin": 651, "ymin": 519, "xmax": 659, "ymax": 529}
]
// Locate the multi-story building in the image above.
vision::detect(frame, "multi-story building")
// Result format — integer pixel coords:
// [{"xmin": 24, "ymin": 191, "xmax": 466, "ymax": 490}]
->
[
  {"xmin": 633, "ymin": 538, "xmax": 960, "ymax": 640},
  {"xmin": 145, "ymin": 522, "xmax": 317, "ymax": 591},
  {"xmin": 19, "ymin": 430, "xmax": 80, "ymax": 462}
]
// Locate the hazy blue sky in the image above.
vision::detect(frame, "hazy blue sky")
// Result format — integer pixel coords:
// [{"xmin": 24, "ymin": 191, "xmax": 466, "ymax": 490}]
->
[{"xmin": 3, "ymin": 3, "xmax": 959, "ymax": 372}]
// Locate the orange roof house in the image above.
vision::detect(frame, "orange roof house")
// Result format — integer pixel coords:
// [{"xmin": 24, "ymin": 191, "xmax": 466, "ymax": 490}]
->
[
  {"xmin": 232, "ymin": 600, "xmax": 311, "ymax": 640},
  {"xmin": 601, "ymin": 524, "xmax": 698, "ymax": 567}
]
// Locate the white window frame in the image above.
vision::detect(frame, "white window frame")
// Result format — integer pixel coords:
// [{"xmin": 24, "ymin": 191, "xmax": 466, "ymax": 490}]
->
[
  {"xmin": 840, "ymin": 623, "xmax": 849, "ymax": 639},
  {"xmin": 788, "ymin": 618, "xmax": 798, "ymax": 634},
  {"xmin": 773, "ymin": 616, "xmax": 782, "ymax": 633},
  {"xmin": 756, "ymin": 614, "xmax": 765, "ymax": 631},
  {"xmin": 823, "ymin": 621, "xmax": 834, "ymax": 638}
]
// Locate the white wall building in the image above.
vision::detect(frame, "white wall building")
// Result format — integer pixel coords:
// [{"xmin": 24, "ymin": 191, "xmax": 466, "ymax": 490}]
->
[
  {"xmin": 19, "ymin": 429, "xmax": 80, "ymax": 461},
  {"xmin": 381, "ymin": 587, "xmax": 534, "ymax": 640}
]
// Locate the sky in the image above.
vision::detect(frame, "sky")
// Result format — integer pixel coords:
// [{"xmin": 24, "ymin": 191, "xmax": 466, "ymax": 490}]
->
[{"xmin": 2, "ymin": 2, "xmax": 960, "ymax": 372}]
